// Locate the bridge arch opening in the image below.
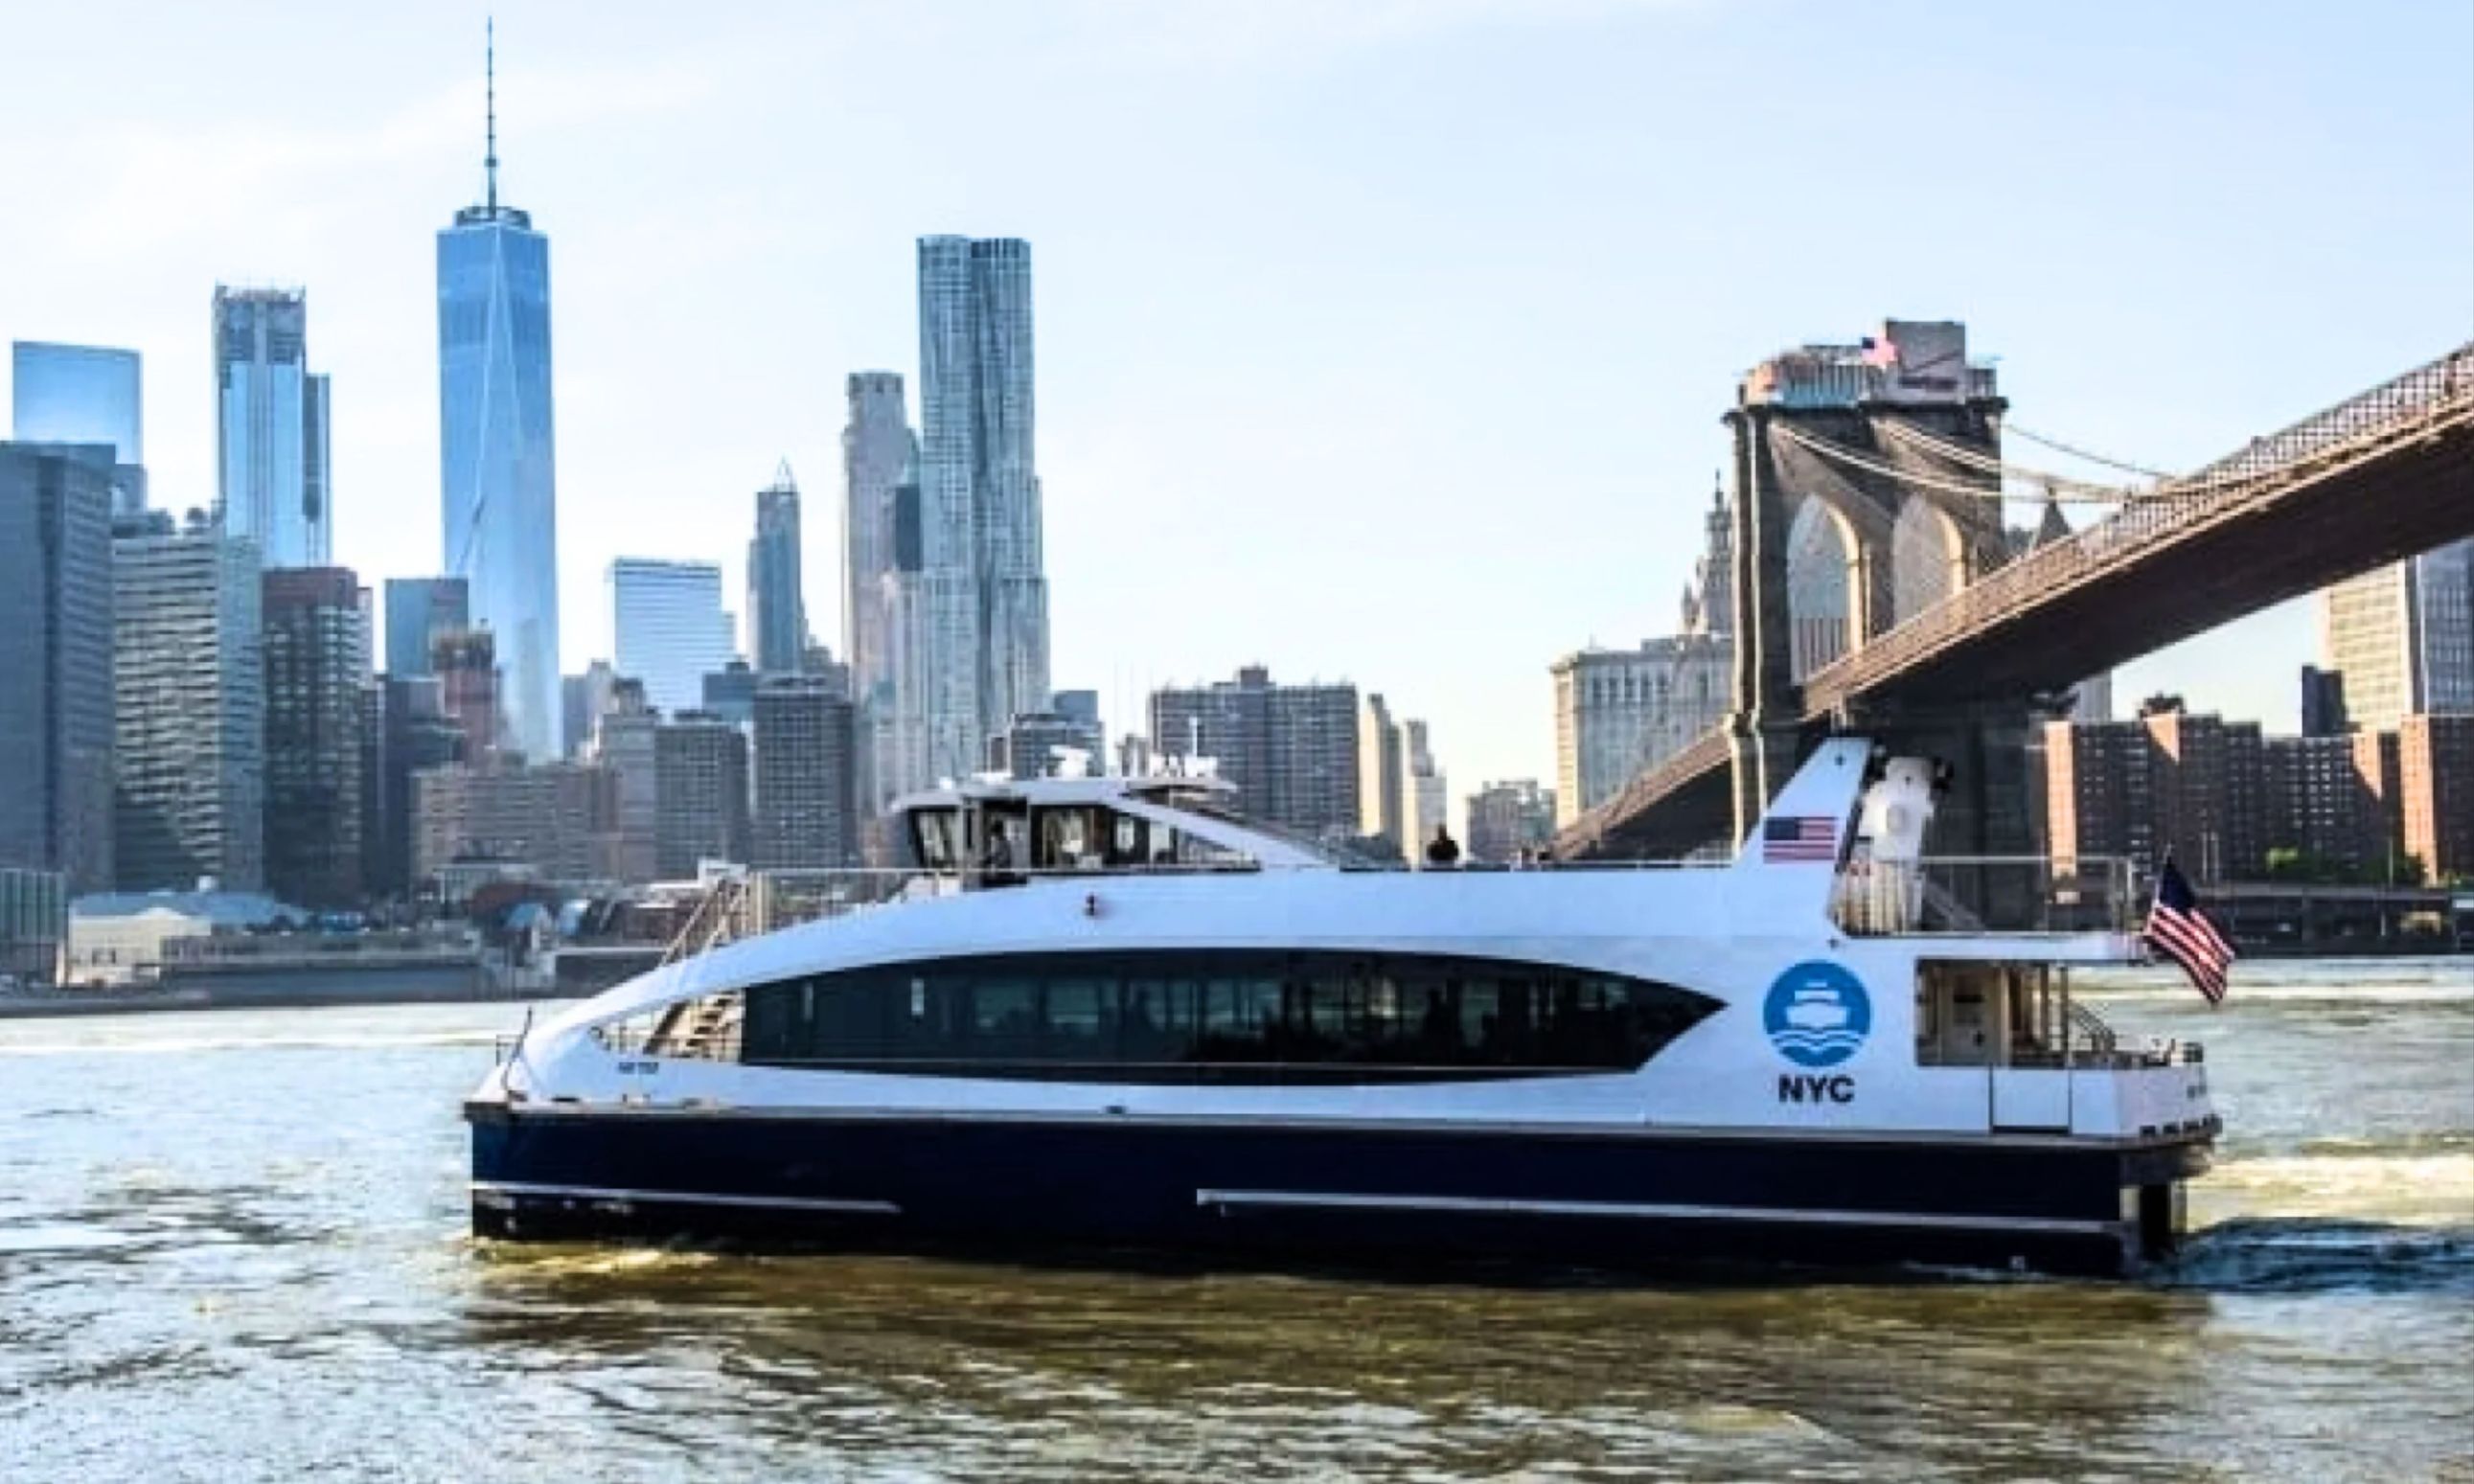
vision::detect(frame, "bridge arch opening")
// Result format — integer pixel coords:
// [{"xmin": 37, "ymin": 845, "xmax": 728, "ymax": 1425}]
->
[
  {"xmin": 1891, "ymin": 495, "xmax": 1971, "ymax": 624},
  {"xmin": 1787, "ymin": 496, "xmax": 1858, "ymax": 678}
]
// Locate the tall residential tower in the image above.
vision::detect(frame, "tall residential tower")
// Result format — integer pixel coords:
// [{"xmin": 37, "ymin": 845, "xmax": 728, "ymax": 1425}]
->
[
  {"xmin": 438, "ymin": 24, "xmax": 560, "ymax": 761},
  {"xmin": 841, "ymin": 373, "xmax": 928, "ymax": 823},
  {"xmin": 746, "ymin": 464, "xmax": 807, "ymax": 674},
  {"xmin": 213, "ymin": 287, "xmax": 332, "ymax": 567},
  {"xmin": 916, "ymin": 236, "xmax": 1049, "ymax": 780}
]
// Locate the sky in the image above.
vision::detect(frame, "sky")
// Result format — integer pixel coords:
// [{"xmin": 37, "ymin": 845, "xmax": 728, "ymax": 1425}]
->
[{"xmin": 2, "ymin": 0, "xmax": 2468, "ymax": 801}]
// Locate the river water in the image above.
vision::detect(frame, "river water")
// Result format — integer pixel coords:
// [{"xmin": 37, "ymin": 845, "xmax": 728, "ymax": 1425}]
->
[{"xmin": 1, "ymin": 959, "xmax": 2467, "ymax": 1482}]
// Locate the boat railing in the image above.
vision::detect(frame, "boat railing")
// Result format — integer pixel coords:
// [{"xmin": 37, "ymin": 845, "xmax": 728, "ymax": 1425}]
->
[
  {"xmin": 737, "ymin": 858, "xmax": 1727, "ymax": 935},
  {"xmin": 1832, "ymin": 855, "xmax": 2134, "ymax": 936}
]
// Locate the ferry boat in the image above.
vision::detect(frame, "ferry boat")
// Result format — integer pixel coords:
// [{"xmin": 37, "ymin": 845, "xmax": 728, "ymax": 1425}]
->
[{"xmin": 464, "ymin": 741, "xmax": 2216, "ymax": 1276}]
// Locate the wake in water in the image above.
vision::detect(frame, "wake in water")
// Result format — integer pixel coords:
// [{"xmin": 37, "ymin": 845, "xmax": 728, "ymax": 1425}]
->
[{"xmin": 2158, "ymin": 1217, "xmax": 2474, "ymax": 1295}]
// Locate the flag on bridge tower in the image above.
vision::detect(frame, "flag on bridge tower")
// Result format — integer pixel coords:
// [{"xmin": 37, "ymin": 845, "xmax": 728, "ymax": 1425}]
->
[{"xmin": 2142, "ymin": 856, "xmax": 2235, "ymax": 1004}]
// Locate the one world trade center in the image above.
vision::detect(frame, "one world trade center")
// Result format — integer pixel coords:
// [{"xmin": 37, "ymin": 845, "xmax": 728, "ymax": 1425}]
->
[{"xmin": 437, "ymin": 24, "xmax": 559, "ymax": 761}]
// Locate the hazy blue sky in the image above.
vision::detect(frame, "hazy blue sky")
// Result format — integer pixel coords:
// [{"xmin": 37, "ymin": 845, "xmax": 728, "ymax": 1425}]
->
[{"xmin": 3, "ymin": 0, "xmax": 2467, "ymax": 795}]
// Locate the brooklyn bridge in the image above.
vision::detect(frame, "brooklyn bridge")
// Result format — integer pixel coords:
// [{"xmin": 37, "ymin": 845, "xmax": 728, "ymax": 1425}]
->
[{"xmin": 1555, "ymin": 332, "xmax": 2474, "ymax": 862}]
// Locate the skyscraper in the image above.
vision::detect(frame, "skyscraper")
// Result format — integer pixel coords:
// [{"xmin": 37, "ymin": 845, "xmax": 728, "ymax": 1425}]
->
[
  {"xmin": 11, "ymin": 342, "xmax": 146, "ymax": 514},
  {"xmin": 112, "ymin": 512, "xmax": 263, "ymax": 891},
  {"xmin": 0, "ymin": 444, "xmax": 116, "ymax": 892},
  {"xmin": 213, "ymin": 286, "xmax": 332, "ymax": 568},
  {"xmin": 753, "ymin": 674, "xmax": 859, "ymax": 869},
  {"xmin": 1358, "ymin": 693, "xmax": 1405, "ymax": 856},
  {"xmin": 561, "ymin": 658, "xmax": 616, "ymax": 760},
  {"xmin": 1401, "ymin": 719, "xmax": 1447, "ymax": 861},
  {"xmin": 1466, "ymin": 780, "xmax": 1558, "ymax": 864},
  {"xmin": 383, "ymin": 575, "xmax": 470, "ymax": 678},
  {"xmin": 431, "ymin": 627, "xmax": 505, "ymax": 765},
  {"xmin": 371, "ymin": 674, "xmax": 469, "ymax": 899},
  {"xmin": 2321, "ymin": 541, "xmax": 2474, "ymax": 732},
  {"xmin": 439, "ymin": 25, "xmax": 560, "ymax": 762},
  {"xmin": 654, "ymin": 713, "xmax": 750, "ymax": 878},
  {"xmin": 747, "ymin": 464, "xmax": 807, "ymax": 674},
  {"xmin": 610, "ymin": 559, "xmax": 737, "ymax": 719},
  {"xmin": 916, "ymin": 236, "xmax": 1049, "ymax": 779},
  {"xmin": 262, "ymin": 567, "xmax": 367, "ymax": 907},
  {"xmin": 587, "ymin": 677, "xmax": 658, "ymax": 883},
  {"xmin": 842, "ymin": 372, "xmax": 922, "ymax": 810},
  {"xmin": 1151, "ymin": 667, "xmax": 1360, "ymax": 840}
]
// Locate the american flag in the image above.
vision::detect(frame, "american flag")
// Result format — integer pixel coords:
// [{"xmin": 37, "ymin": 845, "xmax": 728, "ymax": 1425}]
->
[
  {"xmin": 2143, "ymin": 857, "xmax": 2235, "ymax": 1004},
  {"xmin": 1761, "ymin": 815, "xmax": 1839, "ymax": 864}
]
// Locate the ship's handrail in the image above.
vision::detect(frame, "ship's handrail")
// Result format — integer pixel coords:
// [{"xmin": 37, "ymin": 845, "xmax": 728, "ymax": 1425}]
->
[{"xmin": 1833, "ymin": 854, "xmax": 2135, "ymax": 936}]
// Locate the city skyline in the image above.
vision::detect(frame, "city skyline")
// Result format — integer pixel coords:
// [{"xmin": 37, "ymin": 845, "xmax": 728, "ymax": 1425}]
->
[{"xmin": 0, "ymin": 4, "xmax": 2466, "ymax": 792}]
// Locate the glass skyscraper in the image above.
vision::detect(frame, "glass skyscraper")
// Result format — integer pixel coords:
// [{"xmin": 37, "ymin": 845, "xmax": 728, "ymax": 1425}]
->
[
  {"xmin": 915, "ymin": 236, "xmax": 1049, "ymax": 783},
  {"xmin": 213, "ymin": 287, "xmax": 332, "ymax": 568},
  {"xmin": 0, "ymin": 444, "xmax": 116, "ymax": 893},
  {"xmin": 383, "ymin": 575, "xmax": 470, "ymax": 679},
  {"xmin": 438, "ymin": 32, "xmax": 561, "ymax": 763},
  {"xmin": 610, "ymin": 558, "xmax": 737, "ymax": 719},
  {"xmin": 11, "ymin": 341, "xmax": 144, "ymax": 516},
  {"xmin": 746, "ymin": 465, "xmax": 807, "ymax": 674}
]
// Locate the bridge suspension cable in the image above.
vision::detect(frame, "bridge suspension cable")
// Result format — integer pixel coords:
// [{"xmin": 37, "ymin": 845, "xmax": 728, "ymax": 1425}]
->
[
  {"xmin": 1873, "ymin": 419, "xmax": 2139, "ymax": 502},
  {"xmin": 2003, "ymin": 422, "xmax": 2174, "ymax": 481},
  {"xmin": 1770, "ymin": 422, "xmax": 2134, "ymax": 505}
]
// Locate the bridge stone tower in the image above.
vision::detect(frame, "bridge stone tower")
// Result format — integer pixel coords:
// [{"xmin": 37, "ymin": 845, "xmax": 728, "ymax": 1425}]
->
[{"xmin": 1724, "ymin": 321, "xmax": 2038, "ymax": 877}]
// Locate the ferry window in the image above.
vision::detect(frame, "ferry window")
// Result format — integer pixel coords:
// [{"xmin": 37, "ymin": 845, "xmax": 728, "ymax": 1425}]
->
[
  {"xmin": 1107, "ymin": 814, "xmax": 1150, "ymax": 867},
  {"xmin": 912, "ymin": 810, "xmax": 960, "ymax": 871},
  {"xmin": 969, "ymin": 977, "xmax": 1042, "ymax": 1059},
  {"xmin": 1036, "ymin": 809, "xmax": 1101, "ymax": 871},
  {"xmin": 738, "ymin": 951, "xmax": 1721, "ymax": 1082},
  {"xmin": 1042, "ymin": 977, "xmax": 1111, "ymax": 1059}
]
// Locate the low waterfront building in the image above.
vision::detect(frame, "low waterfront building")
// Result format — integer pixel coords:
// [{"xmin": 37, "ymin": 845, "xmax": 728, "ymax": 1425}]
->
[{"xmin": 64, "ymin": 888, "xmax": 301, "ymax": 986}]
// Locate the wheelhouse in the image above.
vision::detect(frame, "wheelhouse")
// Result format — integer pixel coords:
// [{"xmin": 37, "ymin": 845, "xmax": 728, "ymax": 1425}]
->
[{"xmin": 892, "ymin": 770, "xmax": 1347, "ymax": 880}]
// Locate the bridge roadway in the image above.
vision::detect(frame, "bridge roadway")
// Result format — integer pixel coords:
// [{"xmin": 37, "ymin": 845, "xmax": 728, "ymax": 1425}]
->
[{"xmin": 1561, "ymin": 342, "xmax": 2474, "ymax": 859}]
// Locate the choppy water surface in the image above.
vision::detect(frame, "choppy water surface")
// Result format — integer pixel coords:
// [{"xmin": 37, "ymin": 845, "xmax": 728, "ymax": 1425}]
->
[{"xmin": 1, "ymin": 960, "xmax": 2468, "ymax": 1481}]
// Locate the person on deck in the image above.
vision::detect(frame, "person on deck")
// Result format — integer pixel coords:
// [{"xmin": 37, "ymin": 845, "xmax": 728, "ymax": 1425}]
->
[{"xmin": 1425, "ymin": 824, "xmax": 1462, "ymax": 869}]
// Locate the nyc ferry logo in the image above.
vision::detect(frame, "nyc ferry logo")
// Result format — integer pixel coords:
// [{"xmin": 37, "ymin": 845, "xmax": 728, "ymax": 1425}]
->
[{"xmin": 1763, "ymin": 961, "xmax": 1870, "ymax": 1104}]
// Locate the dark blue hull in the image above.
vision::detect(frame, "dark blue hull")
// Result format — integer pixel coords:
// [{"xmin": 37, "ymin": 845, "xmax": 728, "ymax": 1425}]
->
[{"xmin": 466, "ymin": 1103, "xmax": 2209, "ymax": 1278}]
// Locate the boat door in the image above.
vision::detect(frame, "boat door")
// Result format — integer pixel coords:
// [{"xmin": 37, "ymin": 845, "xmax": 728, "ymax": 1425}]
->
[
  {"xmin": 1916, "ymin": 961, "xmax": 2071, "ymax": 1130},
  {"xmin": 1991, "ymin": 964, "xmax": 2071, "ymax": 1130}
]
